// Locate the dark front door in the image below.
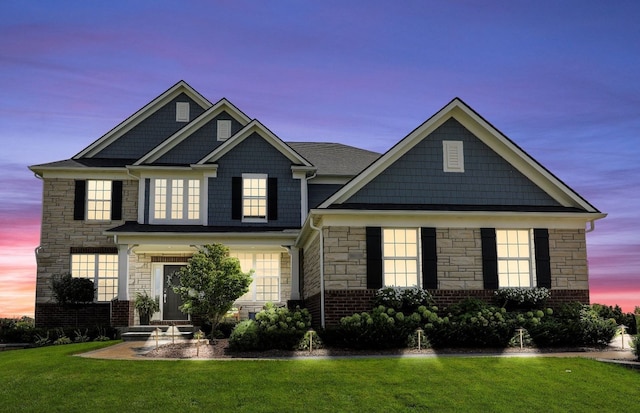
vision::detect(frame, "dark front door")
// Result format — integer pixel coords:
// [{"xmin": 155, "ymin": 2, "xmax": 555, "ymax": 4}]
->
[{"xmin": 163, "ymin": 265, "xmax": 188, "ymax": 321}]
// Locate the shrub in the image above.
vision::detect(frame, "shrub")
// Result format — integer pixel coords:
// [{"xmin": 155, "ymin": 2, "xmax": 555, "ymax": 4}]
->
[
  {"xmin": 374, "ymin": 287, "xmax": 433, "ymax": 313},
  {"xmin": 631, "ymin": 335, "xmax": 640, "ymax": 361},
  {"xmin": 228, "ymin": 320, "xmax": 260, "ymax": 351},
  {"xmin": 51, "ymin": 273, "xmax": 95, "ymax": 305},
  {"xmin": 495, "ymin": 287, "xmax": 550, "ymax": 310},
  {"xmin": 229, "ymin": 305, "xmax": 312, "ymax": 351},
  {"xmin": 591, "ymin": 303, "xmax": 637, "ymax": 335}
]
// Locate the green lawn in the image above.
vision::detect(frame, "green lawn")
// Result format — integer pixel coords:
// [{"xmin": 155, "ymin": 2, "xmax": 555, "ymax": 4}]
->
[{"xmin": 0, "ymin": 342, "xmax": 637, "ymax": 413}]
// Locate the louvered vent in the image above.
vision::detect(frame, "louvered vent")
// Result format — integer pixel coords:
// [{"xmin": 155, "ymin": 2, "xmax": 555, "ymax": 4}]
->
[{"xmin": 443, "ymin": 140, "xmax": 464, "ymax": 172}]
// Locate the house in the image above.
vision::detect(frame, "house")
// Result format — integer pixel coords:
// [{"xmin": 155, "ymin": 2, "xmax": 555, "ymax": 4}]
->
[{"xmin": 29, "ymin": 80, "xmax": 605, "ymax": 329}]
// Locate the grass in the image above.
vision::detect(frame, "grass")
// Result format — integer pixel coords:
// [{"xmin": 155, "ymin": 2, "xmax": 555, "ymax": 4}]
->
[{"xmin": 0, "ymin": 342, "xmax": 637, "ymax": 413}]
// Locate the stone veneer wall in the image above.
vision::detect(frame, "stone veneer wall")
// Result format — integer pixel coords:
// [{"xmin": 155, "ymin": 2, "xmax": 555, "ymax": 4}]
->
[
  {"xmin": 306, "ymin": 226, "xmax": 591, "ymax": 327},
  {"xmin": 35, "ymin": 178, "xmax": 137, "ymax": 304}
]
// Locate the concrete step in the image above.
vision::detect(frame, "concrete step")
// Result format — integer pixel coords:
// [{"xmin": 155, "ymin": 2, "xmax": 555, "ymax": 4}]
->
[{"xmin": 121, "ymin": 325, "xmax": 195, "ymax": 341}]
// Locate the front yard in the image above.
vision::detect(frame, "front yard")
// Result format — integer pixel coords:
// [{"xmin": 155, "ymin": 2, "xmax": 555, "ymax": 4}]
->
[{"xmin": 0, "ymin": 342, "xmax": 637, "ymax": 412}]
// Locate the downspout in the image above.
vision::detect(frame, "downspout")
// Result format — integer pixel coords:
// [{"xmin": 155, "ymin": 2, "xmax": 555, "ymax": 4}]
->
[
  {"xmin": 308, "ymin": 215, "xmax": 325, "ymax": 329},
  {"xmin": 585, "ymin": 220, "xmax": 596, "ymax": 233}
]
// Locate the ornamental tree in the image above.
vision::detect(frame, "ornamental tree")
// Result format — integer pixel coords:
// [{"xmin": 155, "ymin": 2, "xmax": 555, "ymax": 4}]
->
[{"xmin": 171, "ymin": 244, "xmax": 252, "ymax": 334}]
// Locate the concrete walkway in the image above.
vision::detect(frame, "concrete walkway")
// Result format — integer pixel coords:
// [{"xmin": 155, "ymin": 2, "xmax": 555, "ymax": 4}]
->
[{"xmin": 78, "ymin": 333, "xmax": 638, "ymax": 364}]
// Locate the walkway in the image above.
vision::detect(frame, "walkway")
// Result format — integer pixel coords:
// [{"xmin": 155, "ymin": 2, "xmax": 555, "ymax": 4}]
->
[{"xmin": 78, "ymin": 333, "xmax": 638, "ymax": 364}]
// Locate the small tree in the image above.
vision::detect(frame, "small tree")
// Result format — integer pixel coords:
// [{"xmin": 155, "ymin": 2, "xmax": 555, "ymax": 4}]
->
[{"xmin": 171, "ymin": 244, "xmax": 252, "ymax": 335}]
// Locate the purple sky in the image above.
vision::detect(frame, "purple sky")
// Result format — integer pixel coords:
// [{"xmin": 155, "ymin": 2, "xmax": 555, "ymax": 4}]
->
[{"xmin": 1, "ymin": 1, "xmax": 638, "ymax": 316}]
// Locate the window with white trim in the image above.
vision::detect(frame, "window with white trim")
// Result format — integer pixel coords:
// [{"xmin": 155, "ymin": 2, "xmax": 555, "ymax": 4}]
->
[
  {"xmin": 232, "ymin": 252, "xmax": 280, "ymax": 302},
  {"xmin": 87, "ymin": 180, "xmax": 112, "ymax": 220},
  {"xmin": 383, "ymin": 228, "xmax": 420, "ymax": 287},
  {"xmin": 152, "ymin": 178, "xmax": 200, "ymax": 222},
  {"xmin": 497, "ymin": 229, "xmax": 535, "ymax": 288},
  {"xmin": 71, "ymin": 254, "xmax": 118, "ymax": 301},
  {"xmin": 242, "ymin": 174, "xmax": 267, "ymax": 222}
]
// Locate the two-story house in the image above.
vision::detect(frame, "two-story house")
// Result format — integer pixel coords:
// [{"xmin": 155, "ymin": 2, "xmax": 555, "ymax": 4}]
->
[{"xmin": 30, "ymin": 81, "xmax": 605, "ymax": 329}]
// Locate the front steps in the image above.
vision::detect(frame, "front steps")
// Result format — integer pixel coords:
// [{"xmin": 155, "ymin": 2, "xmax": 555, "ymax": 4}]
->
[{"xmin": 121, "ymin": 325, "xmax": 196, "ymax": 341}]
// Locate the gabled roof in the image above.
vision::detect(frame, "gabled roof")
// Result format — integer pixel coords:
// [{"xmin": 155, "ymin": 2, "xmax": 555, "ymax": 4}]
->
[
  {"xmin": 73, "ymin": 80, "xmax": 212, "ymax": 159},
  {"xmin": 134, "ymin": 97, "xmax": 251, "ymax": 165},
  {"xmin": 286, "ymin": 142, "xmax": 380, "ymax": 176},
  {"xmin": 319, "ymin": 98, "xmax": 600, "ymax": 213},
  {"xmin": 197, "ymin": 120, "xmax": 314, "ymax": 168}
]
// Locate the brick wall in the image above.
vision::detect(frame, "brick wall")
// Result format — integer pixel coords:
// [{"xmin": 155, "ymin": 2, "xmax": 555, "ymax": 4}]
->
[
  {"xmin": 35, "ymin": 303, "xmax": 111, "ymax": 329},
  {"xmin": 111, "ymin": 300, "xmax": 134, "ymax": 327}
]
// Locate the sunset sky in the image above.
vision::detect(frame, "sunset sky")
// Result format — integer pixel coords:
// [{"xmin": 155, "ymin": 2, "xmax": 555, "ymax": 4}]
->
[{"xmin": 1, "ymin": 1, "xmax": 638, "ymax": 317}]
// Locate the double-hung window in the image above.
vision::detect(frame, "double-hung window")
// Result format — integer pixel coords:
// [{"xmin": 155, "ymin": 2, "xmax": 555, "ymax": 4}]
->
[
  {"xmin": 87, "ymin": 180, "xmax": 112, "ymax": 221},
  {"xmin": 232, "ymin": 252, "xmax": 280, "ymax": 302},
  {"xmin": 496, "ymin": 229, "xmax": 535, "ymax": 288},
  {"xmin": 71, "ymin": 254, "xmax": 118, "ymax": 301},
  {"xmin": 382, "ymin": 228, "xmax": 420, "ymax": 287},
  {"xmin": 152, "ymin": 178, "xmax": 200, "ymax": 223},
  {"xmin": 242, "ymin": 174, "xmax": 267, "ymax": 222}
]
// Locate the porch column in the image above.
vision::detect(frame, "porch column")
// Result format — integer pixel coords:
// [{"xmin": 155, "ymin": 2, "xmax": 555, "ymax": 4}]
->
[
  {"xmin": 117, "ymin": 244, "xmax": 130, "ymax": 300},
  {"xmin": 289, "ymin": 246, "xmax": 300, "ymax": 300}
]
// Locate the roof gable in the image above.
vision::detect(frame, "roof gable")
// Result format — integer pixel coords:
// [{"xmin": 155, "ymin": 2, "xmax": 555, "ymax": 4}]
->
[
  {"xmin": 74, "ymin": 80, "xmax": 212, "ymax": 160},
  {"xmin": 134, "ymin": 98, "xmax": 251, "ymax": 165},
  {"xmin": 319, "ymin": 98, "xmax": 599, "ymax": 213},
  {"xmin": 197, "ymin": 120, "xmax": 313, "ymax": 168}
]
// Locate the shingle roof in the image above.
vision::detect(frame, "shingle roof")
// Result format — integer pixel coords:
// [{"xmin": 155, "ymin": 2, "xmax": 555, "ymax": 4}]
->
[{"xmin": 286, "ymin": 142, "xmax": 380, "ymax": 176}]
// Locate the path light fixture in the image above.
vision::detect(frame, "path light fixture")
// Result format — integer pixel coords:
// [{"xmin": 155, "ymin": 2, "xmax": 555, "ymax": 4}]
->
[{"xmin": 618, "ymin": 325, "xmax": 628, "ymax": 349}]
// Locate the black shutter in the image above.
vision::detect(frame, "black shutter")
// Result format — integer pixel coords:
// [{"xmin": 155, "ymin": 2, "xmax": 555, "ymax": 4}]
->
[
  {"xmin": 231, "ymin": 177, "xmax": 242, "ymax": 220},
  {"xmin": 421, "ymin": 227, "xmax": 438, "ymax": 289},
  {"xmin": 534, "ymin": 228, "xmax": 552, "ymax": 288},
  {"xmin": 268, "ymin": 177, "xmax": 278, "ymax": 220},
  {"xmin": 74, "ymin": 180, "xmax": 86, "ymax": 221},
  {"xmin": 481, "ymin": 228, "xmax": 499, "ymax": 289},
  {"xmin": 366, "ymin": 227, "xmax": 383, "ymax": 289},
  {"xmin": 111, "ymin": 180, "xmax": 123, "ymax": 221}
]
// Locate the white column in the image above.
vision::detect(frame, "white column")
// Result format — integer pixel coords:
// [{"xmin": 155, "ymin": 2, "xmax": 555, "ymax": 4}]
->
[{"xmin": 117, "ymin": 244, "xmax": 130, "ymax": 300}]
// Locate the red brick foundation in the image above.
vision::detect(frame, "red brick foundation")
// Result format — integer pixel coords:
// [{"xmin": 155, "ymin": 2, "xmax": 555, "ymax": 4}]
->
[
  {"xmin": 110, "ymin": 300, "xmax": 134, "ymax": 327},
  {"xmin": 35, "ymin": 303, "xmax": 111, "ymax": 329}
]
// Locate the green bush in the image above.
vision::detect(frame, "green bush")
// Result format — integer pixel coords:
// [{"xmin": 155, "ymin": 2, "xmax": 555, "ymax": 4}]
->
[
  {"xmin": 591, "ymin": 303, "xmax": 637, "ymax": 335},
  {"xmin": 631, "ymin": 335, "xmax": 640, "ymax": 361},
  {"xmin": 426, "ymin": 299, "xmax": 516, "ymax": 348},
  {"xmin": 373, "ymin": 287, "xmax": 433, "ymax": 313},
  {"xmin": 228, "ymin": 320, "xmax": 260, "ymax": 351},
  {"xmin": 229, "ymin": 305, "xmax": 312, "ymax": 351}
]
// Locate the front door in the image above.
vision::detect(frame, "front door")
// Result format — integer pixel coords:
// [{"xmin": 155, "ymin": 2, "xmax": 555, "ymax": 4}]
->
[{"xmin": 163, "ymin": 265, "xmax": 189, "ymax": 321}]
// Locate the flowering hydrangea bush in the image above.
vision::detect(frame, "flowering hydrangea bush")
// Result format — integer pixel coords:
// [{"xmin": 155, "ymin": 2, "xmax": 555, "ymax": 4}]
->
[
  {"xmin": 374, "ymin": 287, "xmax": 433, "ymax": 312},
  {"xmin": 495, "ymin": 287, "xmax": 550, "ymax": 308}
]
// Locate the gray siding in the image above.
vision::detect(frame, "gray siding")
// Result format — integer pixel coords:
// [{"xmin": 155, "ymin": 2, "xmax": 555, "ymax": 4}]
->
[
  {"xmin": 95, "ymin": 93, "xmax": 207, "ymax": 159},
  {"xmin": 308, "ymin": 183, "xmax": 343, "ymax": 208},
  {"xmin": 345, "ymin": 118, "xmax": 561, "ymax": 206},
  {"xmin": 208, "ymin": 133, "xmax": 301, "ymax": 227},
  {"xmin": 155, "ymin": 111, "xmax": 244, "ymax": 164}
]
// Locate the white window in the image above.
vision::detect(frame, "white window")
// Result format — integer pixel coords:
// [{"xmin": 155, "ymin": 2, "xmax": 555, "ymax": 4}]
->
[
  {"xmin": 383, "ymin": 228, "xmax": 420, "ymax": 287},
  {"xmin": 443, "ymin": 140, "xmax": 464, "ymax": 172},
  {"xmin": 497, "ymin": 229, "xmax": 535, "ymax": 288},
  {"xmin": 87, "ymin": 180, "xmax": 111, "ymax": 221},
  {"xmin": 71, "ymin": 254, "xmax": 118, "ymax": 301},
  {"xmin": 152, "ymin": 178, "xmax": 200, "ymax": 222},
  {"xmin": 176, "ymin": 102, "xmax": 190, "ymax": 122},
  {"xmin": 217, "ymin": 120, "xmax": 232, "ymax": 141},
  {"xmin": 232, "ymin": 252, "xmax": 280, "ymax": 302},
  {"xmin": 242, "ymin": 174, "xmax": 267, "ymax": 222}
]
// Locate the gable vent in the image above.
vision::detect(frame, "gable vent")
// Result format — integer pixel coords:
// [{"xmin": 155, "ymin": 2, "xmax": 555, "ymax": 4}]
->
[
  {"xmin": 443, "ymin": 140, "xmax": 464, "ymax": 172},
  {"xmin": 176, "ymin": 102, "xmax": 190, "ymax": 122},
  {"xmin": 217, "ymin": 120, "xmax": 232, "ymax": 141}
]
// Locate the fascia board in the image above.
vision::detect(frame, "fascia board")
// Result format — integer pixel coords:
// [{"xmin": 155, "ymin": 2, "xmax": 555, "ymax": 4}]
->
[
  {"xmin": 310, "ymin": 208, "xmax": 606, "ymax": 230},
  {"xmin": 74, "ymin": 81, "xmax": 212, "ymax": 159},
  {"xmin": 30, "ymin": 166, "xmax": 131, "ymax": 180},
  {"xmin": 110, "ymin": 231, "xmax": 299, "ymax": 247},
  {"xmin": 197, "ymin": 120, "xmax": 313, "ymax": 167}
]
